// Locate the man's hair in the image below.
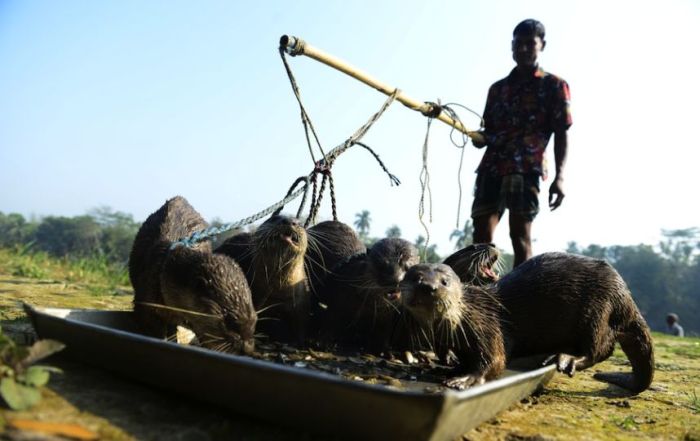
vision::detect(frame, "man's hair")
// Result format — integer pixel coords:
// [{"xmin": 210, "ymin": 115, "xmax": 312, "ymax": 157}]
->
[{"xmin": 513, "ymin": 19, "xmax": 545, "ymax": 39}]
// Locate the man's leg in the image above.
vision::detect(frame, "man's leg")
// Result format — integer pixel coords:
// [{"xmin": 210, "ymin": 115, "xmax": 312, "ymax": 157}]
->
[
  {"xmin": 473, "ymin": 213, "xmax": 500, "ymax": 244},
  {"xmin": 471, "ymin": 171, "xmax": 503, "ymax": 245},
  {"xmin": 509, "ymin": 212, "xmax": 533, "ymax": 267}
]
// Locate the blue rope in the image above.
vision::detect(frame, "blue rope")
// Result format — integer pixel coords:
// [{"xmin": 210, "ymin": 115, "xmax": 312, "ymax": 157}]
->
[{"xmin": 169, "ymin": 185, "xmax": 306, "ymax": 250}]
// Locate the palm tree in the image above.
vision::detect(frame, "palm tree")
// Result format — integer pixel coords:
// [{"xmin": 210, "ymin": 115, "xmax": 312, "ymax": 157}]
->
[
  {"xmin": 450, "ymin": 219, "xmax": 474, "ymax": 250},
  {"xmin": 386, "ymin": 225, "xmax": 402, "ymax": 238},
  {"xmin": 415, "ymin": 235, "xmax": 441, "ymax": 263},
  {"xmin": 354, "ymin": 210, "xmax": 371, "ymax": 239}
]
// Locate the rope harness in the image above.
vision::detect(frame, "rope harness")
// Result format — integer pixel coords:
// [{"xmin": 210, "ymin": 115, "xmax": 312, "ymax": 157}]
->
[
  {"xmin": 171, "ymin": 37, "xmax": 484, "ymax": 255},
  {"xmin": 171, "ymin": 52, "xmax": 400, "ymax": 250}
]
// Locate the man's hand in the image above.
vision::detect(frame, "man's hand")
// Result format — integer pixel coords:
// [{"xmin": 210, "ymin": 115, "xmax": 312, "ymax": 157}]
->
[
  {"xmin": 548, "ymin": 176, "xmax": 565, "ymax": 210},
  {"xmin": 470, "ymin": 131, "xmax": 487, "ymax": 148}
]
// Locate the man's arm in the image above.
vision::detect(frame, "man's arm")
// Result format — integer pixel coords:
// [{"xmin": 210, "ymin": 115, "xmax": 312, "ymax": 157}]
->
[
  {"xmin": 472, "ymin": 85, "xmax": 497, "ymax": 149},
  {"xmin": 548, "ymin": 129, "xmax": 568, "ymax": 210}
]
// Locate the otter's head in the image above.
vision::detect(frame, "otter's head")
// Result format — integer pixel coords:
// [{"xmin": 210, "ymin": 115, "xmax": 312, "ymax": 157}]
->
[
  {"xmin": 161, "ymin": 249, "xmax": 257, "ymax": 355},
  {"xmin": 400, "ymin": 263, "xmax": 465, "ymax": 331},
  {"xmin": 443, "ymin": 243, "xmax": 500, "ymax": 286},
  {"xmin": 367, "ymin": 238, "xmax": 420, "ymax": 302},
  {"xmin": 253, "ymin": 215, "xmax": 308, "ymax": 271}
]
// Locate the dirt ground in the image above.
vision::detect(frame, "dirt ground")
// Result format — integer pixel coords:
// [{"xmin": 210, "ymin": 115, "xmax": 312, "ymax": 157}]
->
[{"xmin": 0, "ymin": 272, "xmax": 699, "ymax": 441}]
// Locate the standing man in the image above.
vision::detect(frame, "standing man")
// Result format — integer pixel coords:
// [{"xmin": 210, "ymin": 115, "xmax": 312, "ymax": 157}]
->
[{"xmin": 471, "ymin": 19, "xmax": 572, "ymax": 267}]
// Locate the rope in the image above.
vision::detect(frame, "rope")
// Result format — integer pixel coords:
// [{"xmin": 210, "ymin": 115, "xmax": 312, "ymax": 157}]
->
[
  {"xmin": 279, "ymin": 46, "xmax": 326, "ymax": 163},
  {"xmin": 170, "ymin": 91, "xmax": 399, "ymax": 249},
  {"xmin": 170, "ymin": 185, "xmax": 307, "ymax": 250},
  {"xmin": 272, "ymin": 176, "xmax": 312, "ymax": 219},
  {"xmin": 352, "ymin": 142, "xmax": 401, "ymax": 186},
  {"xmin": 306, "ymin": 161, "xmax": 330, "ymax": 227},
  {"xmin": 328, "ymin": 173, "xmax": 338, "ymax": 220},
  {"xmin": 440, "ymin": 102, "xmax": 483, "ymax": 229},
  {"xmin": 418, "ymin": 109, "xmax": 435, "ymax": 261},
  {"xmin": 420, "ymin": 101, "xmax": 484, "ymax": 230},
  {"xmin": 302, "ymin": 90, "xmax": 400, "ymax": 226},
  {"xmin": 279, "ymin": 41, "xmax": 401, "ymax": 226}
]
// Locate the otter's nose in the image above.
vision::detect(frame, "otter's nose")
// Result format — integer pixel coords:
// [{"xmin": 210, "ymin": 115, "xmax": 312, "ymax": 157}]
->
[
  {"xmin": 242, "ymin": 339, "xmax": 255, "ymax": 355},
  {"xmin": 416, "ymin": 279, "xmax": 439, "ymax": 297}
]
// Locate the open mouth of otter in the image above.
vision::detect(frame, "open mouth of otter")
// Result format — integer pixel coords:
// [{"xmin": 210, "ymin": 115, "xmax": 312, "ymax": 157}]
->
[
  {"xmin": 480, "ymin": 264, "xmax": 499, "ymax": 282},
  {"xmin": 279, "ymin": 229, "xmax": 302, "ymax": 249}
]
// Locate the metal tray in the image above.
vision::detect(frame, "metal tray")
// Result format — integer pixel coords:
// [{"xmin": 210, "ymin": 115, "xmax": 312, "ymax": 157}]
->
[{"xmin": 25, "ymin": 304, "xmax": 555, "ymax": 441}]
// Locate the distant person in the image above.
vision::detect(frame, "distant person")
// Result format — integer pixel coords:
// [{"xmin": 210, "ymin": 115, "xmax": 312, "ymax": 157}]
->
[
  {"xmin": 666, "ymin": 313, "xmax": 684, "ymax": 337},
  {"xmin": 470, "ymin": 19, "xmax": 572, "ymax": 267}
]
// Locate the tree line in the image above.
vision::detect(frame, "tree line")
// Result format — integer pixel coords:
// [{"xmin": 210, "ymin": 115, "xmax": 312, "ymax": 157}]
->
[
  {"xmin": 1, "ymin": 209, "xmax": 697, "ymax": 335},
  {"xmin": 566, "ymin": 229, "xmax": 699, "ymax": 336},
  {"xmin": 0, "ymin": 208, "xmax": 139, "ymax": 266}
]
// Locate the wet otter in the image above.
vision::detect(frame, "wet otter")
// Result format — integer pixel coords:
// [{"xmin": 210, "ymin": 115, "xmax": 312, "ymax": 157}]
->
[
  {"xmin": 129, "ymin": 196, "xmax": 257, "ymax": 354},
  {"xmin": 443, "ymin": 243, "xmax": 501, "ymax": 286},
  {"xmin": 399, "ymin": 263, "xmax": 506, "ymax": 387},
  {"xmin": 216, "ymin": 214, "xmax": 309, "ymax": 343},
  {"xmin": 496, "ymin": 252, "xmax": 654, "ymax": 394},
  {"xmin": 318, "ymin": 238, "xmax": 420, "ymax": 352},
  {"xmin": 402, "ymin": 252, "xmax": 655, "ymax": 394},
  {"xmin": 305, "ymin": 220, "xmax": 366, "ymax": 294}
]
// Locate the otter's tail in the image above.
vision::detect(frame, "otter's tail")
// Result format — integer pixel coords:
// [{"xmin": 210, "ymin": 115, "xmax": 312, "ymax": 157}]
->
[{"xmin": 594, "ymin": 315, "xmax": 654, "ymax": 394}]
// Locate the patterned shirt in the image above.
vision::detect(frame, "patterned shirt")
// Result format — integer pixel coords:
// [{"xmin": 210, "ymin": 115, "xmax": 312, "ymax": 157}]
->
[{"xmin": 477, "ymin": 66, "xmax": 572, "ymax": 179}]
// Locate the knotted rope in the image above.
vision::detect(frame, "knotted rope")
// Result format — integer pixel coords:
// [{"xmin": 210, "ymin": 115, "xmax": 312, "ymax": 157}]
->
[
  {"xmin": 170, "ymin": 91, "xmax": 399, "ymax": 250},
  {"xmin": 418, "ymin": 104, "xmax": 436, "ymax": 260},
  {"xmin": 278, "ymin": 43, "xmax": 402, "ymax": 226},
  {"xmin": 418, "ymin": 100, "xmax": 484, "ymax": 229},
  {"xmin": 417, "ymin": 101, "xmax": 483, "ymax": 258},
  {"xmin": 440, "ymin": 102, "xmax": 484, "ymax": 229},
  {"xmin": 303, "ymin": 89, "xmax": 399, "ymax": 226}
]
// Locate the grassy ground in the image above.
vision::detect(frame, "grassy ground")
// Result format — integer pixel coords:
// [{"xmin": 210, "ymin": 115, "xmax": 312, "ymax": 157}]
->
[{"xmin": 0, "ymin": 249, "xmax": 698, "ymax": 440}]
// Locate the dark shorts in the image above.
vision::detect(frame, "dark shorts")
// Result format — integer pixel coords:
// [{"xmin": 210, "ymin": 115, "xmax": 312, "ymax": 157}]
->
[{"xmin": 471, "ymin": 172, "xmax": 541, "ymax": 221}]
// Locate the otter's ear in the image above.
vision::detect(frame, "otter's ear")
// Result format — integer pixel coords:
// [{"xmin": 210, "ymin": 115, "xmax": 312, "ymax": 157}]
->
[{"xmin": 541, "ymin": 39, "xmax": 547, "ymax": 51}]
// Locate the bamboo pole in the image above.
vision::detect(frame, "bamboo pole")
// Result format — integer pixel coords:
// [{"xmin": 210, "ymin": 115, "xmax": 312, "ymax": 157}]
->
[{"xmin": 279, "ymin": 35, "xmax": 482, "ymax": 139}]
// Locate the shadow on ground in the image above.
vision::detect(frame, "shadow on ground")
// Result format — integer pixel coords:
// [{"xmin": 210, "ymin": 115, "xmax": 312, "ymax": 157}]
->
[{"xmin": 43, "ymin": 354, "xmax": 337, "ymax": 441}]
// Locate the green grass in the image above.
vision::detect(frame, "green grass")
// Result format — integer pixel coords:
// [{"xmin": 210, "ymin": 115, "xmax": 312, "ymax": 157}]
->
[
  {"xmin": 687, "ymin": 389, "xmax": 700, "ymax": 413},
  {"xmin": 0, "ymin": 246, "xmax": 129, "ymax": 293}
]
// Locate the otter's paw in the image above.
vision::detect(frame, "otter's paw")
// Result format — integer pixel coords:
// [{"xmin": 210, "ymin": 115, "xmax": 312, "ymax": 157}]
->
[
  {"xmin": 444, "ymin": 374, "xmax": 486, "ymax": 390},
  {"xmin": 543, "ymin": 353, "xmax": 578, "ymax": 377}
]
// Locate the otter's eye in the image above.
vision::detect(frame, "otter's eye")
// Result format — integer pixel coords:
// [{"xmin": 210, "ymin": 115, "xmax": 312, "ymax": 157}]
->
[
  {"xmin": 441, "ymin": 278, "xmax": 448, "ymax": 286},
  {"xmin": 224, "ymin": 314, "xmax": 241, "ymax": 333}
]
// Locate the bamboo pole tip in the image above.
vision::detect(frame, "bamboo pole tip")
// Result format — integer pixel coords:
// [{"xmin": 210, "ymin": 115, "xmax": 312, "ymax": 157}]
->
[{"xmin": 279, "ymin": 35, "xmax": 305, "ymax": 56}]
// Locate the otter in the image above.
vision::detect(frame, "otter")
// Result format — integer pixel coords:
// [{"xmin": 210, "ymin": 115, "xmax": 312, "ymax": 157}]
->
[
  {"xmin": 398, "ymin": 263, "xmax": 506, "ymax": 387},
  {"xmin": 215, "ymin": 214, "xmax": 309, "ymax": 343},
  {"xmin": 305, "ymin": 220, "xmax": 366, "ymax": 295},
  {"xmin": 318, "ymin": 238, "xmax": 420, "ymax": 352},
  {"xmin": 442, "ymin": 243, "xmax": 501, "ymax": 286},
  {"xmin": 401, "ymin": 252, "xmax": 655, "ymax": 394},
  {"xmin": 129, "ymin": 196, "xmax": 257, "ymax": 354},
  {"xmin": 496, "ymin": 252, "xmax": 654, "ymax": 394},
  {"xmin": 212, "ymin": 231, "xmax": 253, "ymax": 272}
]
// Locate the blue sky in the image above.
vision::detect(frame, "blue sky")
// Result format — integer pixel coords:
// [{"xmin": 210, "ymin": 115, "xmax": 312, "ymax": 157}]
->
[{"xmin": 1, "ymin": 0, "xmax": 699, "ymax": 256}]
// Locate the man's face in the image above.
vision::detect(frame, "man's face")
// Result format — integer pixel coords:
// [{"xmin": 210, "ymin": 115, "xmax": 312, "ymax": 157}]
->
[{"xmin": 512, "ymin": 33, "xmax": 545, "ymax": 68}]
